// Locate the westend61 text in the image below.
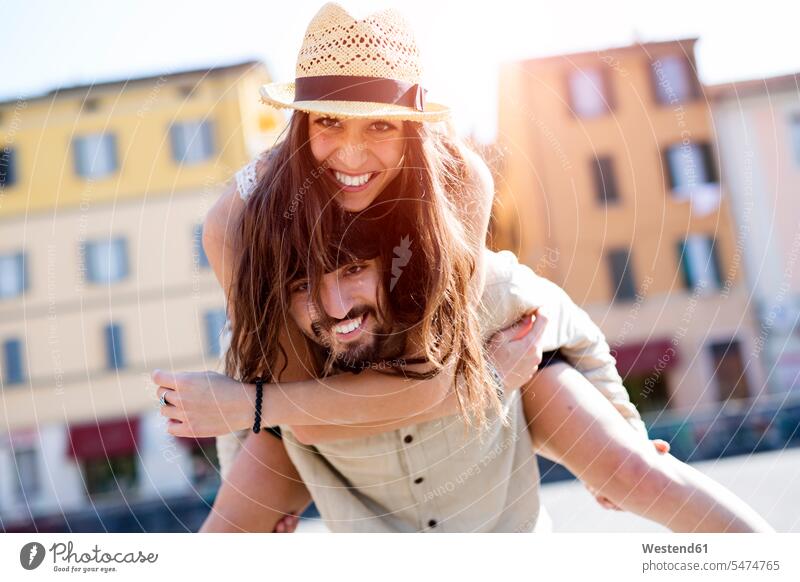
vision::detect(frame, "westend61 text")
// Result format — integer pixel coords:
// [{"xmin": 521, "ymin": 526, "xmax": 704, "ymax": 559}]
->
[{"xmin": 642, "ymin": 543, "xmax": 708, "ymax": 554}]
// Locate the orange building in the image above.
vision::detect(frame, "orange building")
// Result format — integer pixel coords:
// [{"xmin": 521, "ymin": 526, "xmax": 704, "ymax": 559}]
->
[{"xmin": 496, "ymin": 39, "xmax": 766, "ymax": 417}]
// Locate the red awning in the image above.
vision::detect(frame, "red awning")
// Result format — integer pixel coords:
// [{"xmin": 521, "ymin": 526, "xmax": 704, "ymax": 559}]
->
[
  {"xmin": 67, "ymin": 418, "xmax": 139, "ymax": 461},
  {"xmin": 612, "ymin": 340, "xmax": 679, "ymax": 376}
]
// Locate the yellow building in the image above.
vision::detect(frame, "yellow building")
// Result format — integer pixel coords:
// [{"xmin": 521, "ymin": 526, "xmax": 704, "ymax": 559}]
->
[
  {"xmin": 496, "ymin": 39, "xmax": 766, "ymax": 418},
  {"xmin": 0, "ymin": 61, "xmax": 283, "ymax": 526}
]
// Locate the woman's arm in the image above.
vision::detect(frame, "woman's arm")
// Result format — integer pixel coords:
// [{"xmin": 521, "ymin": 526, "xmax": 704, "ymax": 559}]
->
[
  {"xmin": 289, "ymin": 396, "xmax": 461, "ymax": 445},
  {"xmin": 155, "ymin": 313, "xmax": 546, "ymax": 438},
  {"xmin": 289, "ymin": 312, "xmax": 546, "ymax": 444}
]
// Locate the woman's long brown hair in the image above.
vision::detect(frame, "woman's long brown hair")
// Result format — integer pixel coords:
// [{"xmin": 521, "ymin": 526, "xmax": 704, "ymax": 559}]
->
[{"xmin": 225, "ymin": 111, "xmax": 502, "ymax": 429}]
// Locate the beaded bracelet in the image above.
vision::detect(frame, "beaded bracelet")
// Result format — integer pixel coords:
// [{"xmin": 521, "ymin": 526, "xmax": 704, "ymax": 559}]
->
[{"xmin": 253, "ymin": 378, "xmax": 264, "ymax": 434}]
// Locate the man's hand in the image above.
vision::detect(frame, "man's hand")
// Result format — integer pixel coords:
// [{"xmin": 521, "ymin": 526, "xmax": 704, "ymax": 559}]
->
[
  {"xmin": 588, "ymin": 439, "xmax": 671, "ymax": 511},
  {"xmin": 486, "ymin": 308, "xmax": 548, "ymax": 393},
  {"xmin": 152, "ymin": 370, "xmax": 254, "ymax": 437}
]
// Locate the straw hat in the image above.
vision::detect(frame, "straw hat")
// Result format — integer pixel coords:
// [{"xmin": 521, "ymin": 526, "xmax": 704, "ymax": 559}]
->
[{"xmin": 260, "ymin": 2, "xmax": 449, "ymax": 122}]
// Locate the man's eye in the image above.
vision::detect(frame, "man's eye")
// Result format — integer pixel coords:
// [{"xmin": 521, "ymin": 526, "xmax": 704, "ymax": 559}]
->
[
  {"xmin": 290, "ymin": 282, "xmax": 309, "ymax": 294},
  {"xmin": 345, "ymin": 264, "xmax": 365, "ymax": 275}
]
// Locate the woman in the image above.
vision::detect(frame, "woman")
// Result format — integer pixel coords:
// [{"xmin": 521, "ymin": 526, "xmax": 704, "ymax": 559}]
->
[{"xmin": 154, "ymin": 3, "xmax": 770, "ymax": 532}]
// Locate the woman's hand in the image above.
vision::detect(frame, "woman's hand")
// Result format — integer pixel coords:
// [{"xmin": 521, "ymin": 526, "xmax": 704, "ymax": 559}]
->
[
  {"xmin": 486, "ymin": 308, "xmax": 548, "ymax": 393},
  {"xmin": 588, "ymin": 439, "xmax": 671, "ymax": 511},
  {"xmin": 272, "ymin": 512, "xmax": 301, "ymax": 533},
  {"xmin": 152, "ymin": 369, "xmax": 254, "ymax": 438}
]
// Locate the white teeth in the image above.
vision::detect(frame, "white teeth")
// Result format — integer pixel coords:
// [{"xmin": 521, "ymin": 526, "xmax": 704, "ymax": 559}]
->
[
  {"xmin": 334, "ymin": 171, "xmax": 372, "ymax": 187},
  {"xmin": 333, "ymin": 314, "xmax": 363, "ymax": 334}
]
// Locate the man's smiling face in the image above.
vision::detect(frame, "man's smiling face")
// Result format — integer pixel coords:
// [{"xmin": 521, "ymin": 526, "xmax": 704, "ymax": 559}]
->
[{"xmin": 287, "ymin": 258, "xmax": 400, "ymax": 366}]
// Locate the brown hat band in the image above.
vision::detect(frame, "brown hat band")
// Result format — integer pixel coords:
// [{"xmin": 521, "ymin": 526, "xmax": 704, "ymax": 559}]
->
[{"xmin": 294, "ymin": 75, "xmax": 427, "ymax": 112}]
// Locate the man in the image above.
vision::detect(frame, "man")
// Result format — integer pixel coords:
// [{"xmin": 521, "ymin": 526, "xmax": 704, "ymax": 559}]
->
[{"xmin": 155, "ymin": 220, "xmax": 772, "ymax": 532}]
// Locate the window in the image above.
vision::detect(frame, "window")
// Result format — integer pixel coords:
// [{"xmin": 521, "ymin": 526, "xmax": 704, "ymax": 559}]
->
[
  {"xmin": 568, "ymin": 68, "xmax": 612, "ymax": 119},
  {"xmin": 83, "ymin": 455, "xmax": 137, "ymax": 498},
  {"xmin": 591, "ymin": 156, "xmax": 620, "ymax": 203},
  {"xmin": 710, "ymin": 339, "xmax": 750, "ymax": 401},
  {"xmin": 83, "ymin": 98, "xmax": 101, "ymax": 112},
  {"xmin": 204, "ymin": 308, "xmax": 227, "ymax": 357},
  {"xmin": 193, "ymin": 224, "xmax": 209, "ymax": 269},
  {"xmin": 84, "ymin": 238, "xmax": 129, "ymax": 284},
  {"xmin": 14, "ymin": 448, "xmax": 40, "ymax": 501},
  {"xmin": 0, "ymin": 251, "xmax": 26, "ymax": 299},
  {"xmin": 0, "ymin": 147, "xmax": 16, "ymax": 188},
  {"xmin": 652, "ymin": 55, "xmax": 698, "ymax": 105},
  {"xmin": 677, "ymin": 236, "xmax": 722, "ymax": 292},
  {"xmin": 170, "ymin": 120, "xmax": 215, "ymax": 164},
  {"xmin": 607, "ymin": 248, "xmax": 636, "ymax": 302},
  {"xmin": 665, "ymin": 142, "xmax": 717, "ymax": 193},
  {"xmin": 104, "ymin": 323, "xmax": 126, "ymax": 370},
  {"xmin": 177, "ymin": 85, "xmax": 195, "ymax": 99},
  {"xmin": 790, "ymin": 113, "xmax": 800, "ymax": 166},
  {"xmin": 73, "ymin": 133, "xmax": 118, "ymax": 178},
  {"xmin": 3, "ymin": 338, "xmax": 25, "ymax": 385}
]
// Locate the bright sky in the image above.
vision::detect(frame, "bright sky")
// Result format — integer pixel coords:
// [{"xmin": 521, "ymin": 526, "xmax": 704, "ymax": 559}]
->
[{"xmin": 4, "ymin": 0, "xmax": 799, "ymax": 141}]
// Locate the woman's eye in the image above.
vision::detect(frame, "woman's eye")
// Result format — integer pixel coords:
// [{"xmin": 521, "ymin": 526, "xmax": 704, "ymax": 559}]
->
[
  {"xmin": 317, "ymin": 117, "xmax": 340, "ymax": 128},
  {"xmin": 372, "ymin": 121, "xmax": 395, "ymax": 132}
]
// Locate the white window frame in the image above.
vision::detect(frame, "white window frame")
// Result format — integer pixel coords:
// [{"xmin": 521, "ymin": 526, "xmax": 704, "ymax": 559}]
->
[
  {"xmin": 204, "ymin": 308, "xmax": 227, "ymax": 357},
  {"xmin": 680, "ymin": 235, "xmax": 721, "ymax": 293},
  {"xmin": 3, "ymin": 337, "xmax": 25, "ymax": 385},
  {"xmin": 73, "ymin": 133, "xmax": 118, "ymax": 178},
  {"xmin": 14, "ymin": 448, "xmax": 40, "ymax": 501},
  {"xmin": 653, "ymin": 55, "xmax": 696, "ymax": 104},
  {"xmin": 568, "ymin": 68, "xmax": 610, "ymax": 119},
  {"xmin": 789, "ymin": 112, "xmax": 800, "ymax": 167},
  {"xmin": 0, "ymin": 251, "xmax": 26, "ymax": 298},
  {"xmin": 170, "ymin": 120, "xmax": 215, "ymax": 165},
  {"xmin": 84, "ymin": 238, "xmax": 128, "ymax": 284},
  {"xmin": 666, "ymin": 142, "xmax": 713, "ymax": 193}
]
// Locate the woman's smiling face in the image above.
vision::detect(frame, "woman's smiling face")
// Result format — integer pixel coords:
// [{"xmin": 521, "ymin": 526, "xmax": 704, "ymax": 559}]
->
[{"xmin": 308, "ymin": 113, "xmax": 406, "ymax": 212}]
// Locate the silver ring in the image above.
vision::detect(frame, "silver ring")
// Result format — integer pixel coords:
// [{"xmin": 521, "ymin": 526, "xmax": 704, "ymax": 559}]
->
[{"xmin": 159, "ymin": 392, "xmax": 168, "ymax": 407}]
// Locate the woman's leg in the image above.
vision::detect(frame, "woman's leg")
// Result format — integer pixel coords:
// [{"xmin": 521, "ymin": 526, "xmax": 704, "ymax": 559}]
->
[
  {"xmin": 200, "ymin": 431, "xmax": 311, "ymax": 532},
  {"xmin": 521, "ymin": 362, "xmax": 773, "ymax": 532}
]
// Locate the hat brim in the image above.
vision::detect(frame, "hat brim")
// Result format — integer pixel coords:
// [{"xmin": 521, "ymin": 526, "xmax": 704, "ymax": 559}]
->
[{"xmin": 259, "ymin": 83, "xmax": 450, "ymax": 122}]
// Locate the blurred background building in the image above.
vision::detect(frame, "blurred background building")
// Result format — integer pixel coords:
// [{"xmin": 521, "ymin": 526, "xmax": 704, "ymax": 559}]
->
[
  {"xmin": 708, "ymin": 74, "xmax": 800, "ymax": 395},
  {"xmin": 0, "ymin": 61, "xmax": 284, "ymax": 531}
]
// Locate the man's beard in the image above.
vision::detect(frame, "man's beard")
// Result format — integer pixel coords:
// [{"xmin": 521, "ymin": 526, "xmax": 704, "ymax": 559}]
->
[{"xmin": 310, "ymin": 306, "xmax": 407, "ymax": 373}]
